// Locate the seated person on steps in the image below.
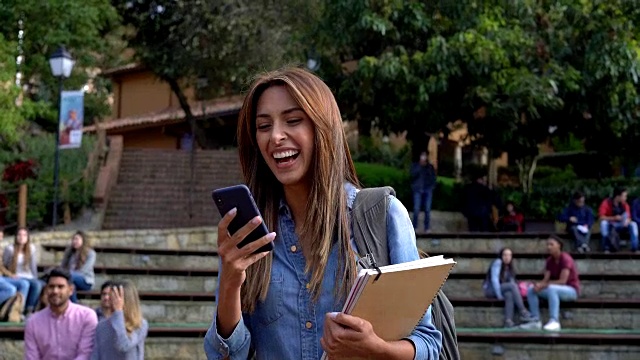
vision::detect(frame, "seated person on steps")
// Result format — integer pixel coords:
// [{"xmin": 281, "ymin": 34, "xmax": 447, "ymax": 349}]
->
[
  {"xmin": 498, "ymin": 202, "xmax": 524, "ymax": 233},
  {"xmin": 482, "ymin": 248, "xmax": 534, "ymax": 328},
  {"xmin": 520, "ymin": 235, "xmax": 580, "ymax": 332},
  {"xmin": 558, "ymin": 191, "xmax": 594, "ymax": 253},
  {"xmin": 598, "ymin": 187, "xmax": 638, "ymax": 253}
]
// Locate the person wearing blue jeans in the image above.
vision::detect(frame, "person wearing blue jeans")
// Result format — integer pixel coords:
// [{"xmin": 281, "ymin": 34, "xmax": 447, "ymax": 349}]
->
[
  {"xmin": 598, "ymin": 187, "xmax": 638, "ymax": 252},
  {"xmin": 520, "ymin": 235, "xmax": 581, "ymax": 331},
  {"xmin": 3, "ymin": 228, "xmax": 44, "ymax": 315},
  {"xmin": 410, "ymin": 151, "xmax": 436, "ymax": 232},
  {"xmin": 2, "ymin": 277, "xmax": 29, "ymax": 309},
  {"xmin": 0, "ymin": 277, "xmax": 18, "ymax": 306},
  {"xmin": 69, "ymin": 273, "xmax": 92, "ymax": 303}
]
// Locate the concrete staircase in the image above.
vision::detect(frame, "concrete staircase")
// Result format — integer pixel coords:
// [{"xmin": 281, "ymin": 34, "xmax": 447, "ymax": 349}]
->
[
  {"xmin": 102, "ymin": 149, "xmax": 243, "ymax": 230},
  {"xmin": 1, "ymin": 230, "xmax": 640, "ymax": 359}
]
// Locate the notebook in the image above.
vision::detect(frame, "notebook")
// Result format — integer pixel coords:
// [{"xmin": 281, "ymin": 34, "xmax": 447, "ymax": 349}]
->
[{"xmin": 320, "ymin": 255, "xmax": 456, "ymax": 359}]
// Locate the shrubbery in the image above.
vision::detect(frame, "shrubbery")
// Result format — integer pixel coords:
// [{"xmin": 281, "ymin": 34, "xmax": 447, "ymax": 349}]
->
[
  {"xmin": 354, "ymin": 162, "xmax": 461, "ymax": 211},
  {"xmin": 355, "ymin": 160, "xmax": 640, "ymax": 220},
  {"xmin": 0, "ymin": 134, "xmax": 97, "ymax": 229}
]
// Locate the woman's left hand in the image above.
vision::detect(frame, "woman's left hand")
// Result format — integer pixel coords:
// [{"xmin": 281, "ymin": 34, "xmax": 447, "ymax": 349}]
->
[
  {"xmin": 320, "ymin": 312, "xmax": 386, "ymax": 359},
  {"xmin": 111, "ymin": 285, "xmax": 125, "ymax": 312}
]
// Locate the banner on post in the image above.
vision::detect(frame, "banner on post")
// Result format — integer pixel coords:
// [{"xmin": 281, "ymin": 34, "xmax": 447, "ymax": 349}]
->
[{"xmin": 58, "ymin": 90, "xmax": 84, "ymax": 149}]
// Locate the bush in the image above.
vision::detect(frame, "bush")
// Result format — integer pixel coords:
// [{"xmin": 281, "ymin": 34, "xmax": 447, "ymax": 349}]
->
[
  {"xmin": 0, "ymin": 134, "xmax": 97, "ymax": 228},
  {"xmin": 354, "ymin": 162, "xmax": 462, "ymax": 212},
  {"xmin": 355, "ymin": 162, "xmax": 411, "ymax": 206},
  {"xmin": 350, "ymin": 136, "xmax": 411, "ymax": 169},
  {"xmin": 498, "ymin": 178, "xmax": 640, "ymax": 220}
]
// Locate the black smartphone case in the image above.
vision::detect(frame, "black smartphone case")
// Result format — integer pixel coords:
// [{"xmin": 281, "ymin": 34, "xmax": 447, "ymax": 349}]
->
[{"xmin": 212, "ymin": 184, "xmax": 274, "ymax": 254}]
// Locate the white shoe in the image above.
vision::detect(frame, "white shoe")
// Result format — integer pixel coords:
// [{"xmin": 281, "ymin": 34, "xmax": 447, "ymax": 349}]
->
[
  {"xmin": 543, "ymin": 320, "xmax": 561, "ymax": 331},
  {"xmin": 518, "ymin": 320, "xmax": 542, "ymax": 330}
]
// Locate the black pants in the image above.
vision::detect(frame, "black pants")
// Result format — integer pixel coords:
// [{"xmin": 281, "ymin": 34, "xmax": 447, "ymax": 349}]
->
[
  {"xmin": 468, "ymin": 216, "xmax": 492, "ymax": 232},
  {"xmin": 568, "ymin": 225, "xmax": 590, "ymax": 248}
]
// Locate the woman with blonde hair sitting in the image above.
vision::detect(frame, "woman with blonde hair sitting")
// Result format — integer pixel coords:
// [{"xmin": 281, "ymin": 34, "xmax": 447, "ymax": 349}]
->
[{"xmin": 91, "ymin": 280, "xmax": 148, "ymax": 359}]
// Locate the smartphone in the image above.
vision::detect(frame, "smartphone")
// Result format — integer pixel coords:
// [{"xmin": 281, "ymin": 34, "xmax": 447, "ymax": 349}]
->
[{"xmin": 212, "ymin": 184, "xmax": 274, "ymax": 254}]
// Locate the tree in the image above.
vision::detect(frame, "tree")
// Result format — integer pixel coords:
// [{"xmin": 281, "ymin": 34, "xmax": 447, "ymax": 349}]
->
[
  {"xmin": 114, "ymin": 0, "xmax": 313, "ymax": 148},
  {"xmin": 0, "ymin": 0, "xmax": 123, "ymax": 131},
  {"xmin": 0, "ymin": 34, "xmax": 26, "ymax": 144},
  {"xmin": 314, "ymin": 0, "xmax": 640, "ymax": 184}
]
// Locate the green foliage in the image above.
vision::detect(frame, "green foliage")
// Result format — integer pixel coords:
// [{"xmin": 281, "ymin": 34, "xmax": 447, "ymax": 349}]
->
[
  {"xmin": 0, "ymin": 0, "xmax": 123, "ymax": 129},
  {"xmin": 315, "ymin": 0, "xmax": 640, "ymax": 164},
  {"xmin": 350, "ymin": 137, "xmax": 411, "ymax": 169},
  {"xmin": 355, "ymin": 162, "xmax": 411, "ymax": 206},
  {"xmin": 0, "ymin": 134, "xmax": 96, "ymax": 228},
  {"xmin": 115, "ymin": 0, "xmax": 313, "ymax": 148},
  {"xmin": 0, "ymin": 34, "xmax": 24, "ymax": 144},
  {"xmin": 354, "ymin": 162, "xmax": 460, "ymax": 211},
  {"xmin": 533, "ymin": 165, "xmax": 578, "ymax": 184},
  {"xmin": 432, "ymin": 177, "xmax": 463, "ymax": 212},
  {"xmin": 499, "ymin": 177, "xmax": 640, "ymax": 220}
]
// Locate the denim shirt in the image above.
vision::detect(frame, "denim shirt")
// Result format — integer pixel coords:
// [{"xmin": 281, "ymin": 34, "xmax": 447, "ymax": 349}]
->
[{"xmin": 204, "ymin": 183, "xmax": 443, "ymax": 360}]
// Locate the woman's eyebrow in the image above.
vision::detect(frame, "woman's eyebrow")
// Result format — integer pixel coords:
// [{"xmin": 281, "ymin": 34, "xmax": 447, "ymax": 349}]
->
[{"xmin": 256, "ymin": 107, "xmax": 303, "ymax": 118}]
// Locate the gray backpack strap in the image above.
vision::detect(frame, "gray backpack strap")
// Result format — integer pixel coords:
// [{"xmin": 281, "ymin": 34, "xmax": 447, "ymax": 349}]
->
[{"xmin": 351, "ymin": 186, "xmax": 395, "ymax": 268}]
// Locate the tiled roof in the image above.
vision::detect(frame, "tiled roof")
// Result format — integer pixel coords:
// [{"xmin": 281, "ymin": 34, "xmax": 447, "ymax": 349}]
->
[
  {"xmin": 84, "ymin": 95, "xmax": 244, "ymax": 133},
  {"xmin": 100, "ymin": 63, "xmax": 145, "ymax": 77}
]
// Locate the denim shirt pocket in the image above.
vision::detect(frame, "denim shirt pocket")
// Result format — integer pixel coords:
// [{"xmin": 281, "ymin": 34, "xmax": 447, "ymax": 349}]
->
[{"xmin": 257, "ymin": 273, "xmax": 284, "ymax": 325}]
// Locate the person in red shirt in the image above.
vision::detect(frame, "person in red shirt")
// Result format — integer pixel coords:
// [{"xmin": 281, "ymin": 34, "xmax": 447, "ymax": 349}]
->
[
  {"xmin": 519, "ymin": 235, "xmax": 580, "ymax": 331},
  {"xmin": 598, "ymin": 186, "xmax": 638, "ymax": 253},
  {"xmin": 498, "ymin": 202, "xmax": 524, "ymax": 233}
]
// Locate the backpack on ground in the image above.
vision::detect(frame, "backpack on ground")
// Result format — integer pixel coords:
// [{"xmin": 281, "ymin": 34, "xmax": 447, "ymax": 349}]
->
[
  {"xmin": 0, "ymin": 292, "xmax": 24, "ymax": 323},
  {"xmin": 351, "ymin": 187, "xmax": 460, "ymax": 360}
]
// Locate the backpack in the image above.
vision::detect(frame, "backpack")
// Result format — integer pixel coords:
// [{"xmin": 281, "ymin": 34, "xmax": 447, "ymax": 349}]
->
[
  {"xmin": 0, "ymin": 292, "xmax": 24, "ymax": 323},
  {"xmin": 351, "ymin": 187, "xmax": 460, "ymax": 360}
]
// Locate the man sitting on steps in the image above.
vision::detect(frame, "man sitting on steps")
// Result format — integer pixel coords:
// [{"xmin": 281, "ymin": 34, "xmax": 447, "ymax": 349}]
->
[
  {"xmin": 598, "ymin": 186, "xmax": 638, "ymax": 253},
  {"xmin": 24, "ymin": 267, "xmax": 97, "ymax": 360}
]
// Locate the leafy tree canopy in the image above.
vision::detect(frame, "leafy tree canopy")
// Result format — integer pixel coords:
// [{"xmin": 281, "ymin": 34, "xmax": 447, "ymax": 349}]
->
[
  {"xmin": 314, "ymin": 0, "xmax": 640, "ymax": 164},
  {"xmin": 114, "ymin": 0, "xmax": 315, "ymax": 147},
  {"xmin": 0, "ymin": 0, "xmax": 123, "ymax": 132}
]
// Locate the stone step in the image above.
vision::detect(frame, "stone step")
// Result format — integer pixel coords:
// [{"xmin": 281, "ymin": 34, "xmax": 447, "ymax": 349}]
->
[
  {"xmin": 460, "ymin": 342, "xmax": 640, "ymax": 360},
  {"xmin": 12, "ymin": 228, "xmax": 218, "ymax": 250},
  {"xmin": 455, "ymin": 306, "xmax": 640, "ymax": 330},
  {"xmin": 3, "ymin": 329, "xmax": 639, "ymax": 360},
  {"xmin": 1, "ymin": 338, "xmax": 207, "ymax": 360},
  {"xmin": 41, "ymin": 248, "xmax": 218, "ymax": 269},
  {"xmin": 94, "ymin": 273, "xmax": 217, "ymax": 293},
  {"xmin": 83, "ymin": 299, "xmax": 215, "ymax": 323},
  {"xmin": 418, "ymin": 237, "xmax": 563, "ymax": 254},
  {"xmin": 451, "ymin": 257, "xmax": 640, "ymax": 275},
  {"xmin": 443, "ymin": 279, "xmax": 640, "ymax": 298}
]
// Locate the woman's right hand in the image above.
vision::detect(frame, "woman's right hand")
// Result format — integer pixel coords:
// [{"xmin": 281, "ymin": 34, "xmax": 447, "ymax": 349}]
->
[{"xmin": 217, "ymin": 208, "xmax": 276, "ymax": 290}]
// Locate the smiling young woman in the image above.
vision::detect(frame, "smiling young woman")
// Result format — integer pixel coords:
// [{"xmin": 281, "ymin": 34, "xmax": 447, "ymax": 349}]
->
[{"xmin": 204, "ymin": 67, "xmax": 443, "ymax": 360}]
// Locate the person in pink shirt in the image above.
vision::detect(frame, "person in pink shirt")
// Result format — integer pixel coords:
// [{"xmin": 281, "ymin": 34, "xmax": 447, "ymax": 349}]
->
[{"xmin": 24, "ymin": 267, "xmax": 98, "ymax": 360}]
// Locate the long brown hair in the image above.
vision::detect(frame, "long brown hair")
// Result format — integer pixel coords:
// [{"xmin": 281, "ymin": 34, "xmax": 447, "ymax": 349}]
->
[
  {"xmin": 114, "ymin": 280, "xmax": 144, "ymax": 335},
  {"xmin": 62, "ymin": 231, "xmax": 92, "ymax": 269},
  {"xmin": 237, "ymin": 67, "xmax": 360, "ymax": 312},
  {"xmin": 10, "ymin": 227, "xmax": 32, "ymax": 273}
]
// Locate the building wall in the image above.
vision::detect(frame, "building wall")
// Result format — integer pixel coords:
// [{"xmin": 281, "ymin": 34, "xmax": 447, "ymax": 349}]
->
[
  {"xmin": 111, "ymin": 70, "xmax": 199, "ymax": 119},
  {"xmin": 117, "ymin": 72, "xmax": 173, "ymax": 118},
  {"xmin": 121, "ymin": 128, "xmax": 178, "ymax": 149}
]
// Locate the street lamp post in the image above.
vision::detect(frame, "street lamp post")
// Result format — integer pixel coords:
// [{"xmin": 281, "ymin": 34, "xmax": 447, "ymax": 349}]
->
[{"xmin": 48, "ymin": 46, "xmax": 75, "ymax": 227}]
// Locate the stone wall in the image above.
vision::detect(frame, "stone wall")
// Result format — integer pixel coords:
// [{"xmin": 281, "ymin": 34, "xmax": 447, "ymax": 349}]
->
[
  {"xmin": 0, "ymin": 338, "xmax": 206, "ymax": 360},
  {"xmin": 0, "ymin": 227, "xmax": 218, "ymax": 264},
  {"xmin": 460, "ymin": 343, "xmax": 640, "ymax": 360}
]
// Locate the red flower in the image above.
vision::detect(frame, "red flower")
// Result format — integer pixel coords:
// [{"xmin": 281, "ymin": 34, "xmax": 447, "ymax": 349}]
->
[{"xmin": 2, "ymin": 159, "xmax": 37, "ymax": 183}]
